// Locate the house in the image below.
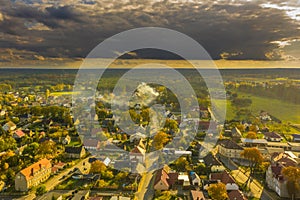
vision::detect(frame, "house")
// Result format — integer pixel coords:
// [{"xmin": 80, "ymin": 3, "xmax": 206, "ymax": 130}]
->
[
  {"xmin": 189, "ymin": 171, "xmax": 201, "ymax": 186},
  {"xmin": 65, "ymin": 146, "xmax": 86, "ymax": 159},
  {"xmin": 83, "ymin": 139, "xmax": 100, "ymax": 150},
  {"xmin": 266, "ymin": 152, "xmax": 299, "ymax": 198},
  {"xmin": 129, "ymin": 146, "xmax": 146, "ymax": 164},
  {"xmin": 267, "ymin": 142, "xmax": 291, "ymax": 151},
  {"xmin": 241, "ymin": 138, "xmax": 268, "ymax": 147},
  {"xmin": 52, "ymin": 166, "xmax": 59, "ymax": 174},
  {"xmin": 231, "ymin": 127, "xmax": 242, "ymax": 141},
  {"xmin": 178, "ymin": 173, "xmax": 190, "ymax": 189},
  {"xmin": 203, "ymin": 153, "xmax": 225, "ymax": 172},
  {"xmin": 217, "ymin": 139, "xmax": 244, "ymax": 160},
  {"xmin": 54, "ymin": 162, "xmax": 66, "ymax": 170},
  {"xmin": 207, "ymin": 171, "xmax": 239, "ymax": 191},
  {"xmin": 288, "ymin": 142, "xmax": 300, "ymax": 152},
  {"xmin": 153, "ymin": 167, "xmax": 178, "ymax": 190},
  {"xmin": 13, "ymin": 129, "xmax": 25, "ymax": 139},
  {"xmin": 190, "ymin": 190, "xmax": 205, "ymax": 200},
  {"xmin": 15, "ymin": 158, "xmax": 52, "ymax": 191},
  {"xmin": 264, "ymin": 132, "xmax": 282, "ymax": 142},
  {"xmin": 292, "ymin": 134, "xmax": 300, "ymax": 142},
  {"xmin": 228, "ymin": 190, "xmax": 247, "ymax": 200},
  {"xmin": 2, "ymin": 121, "xmax": 16, "ymax": 132}
]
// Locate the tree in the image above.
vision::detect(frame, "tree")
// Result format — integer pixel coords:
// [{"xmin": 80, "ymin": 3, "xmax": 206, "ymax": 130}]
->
[
  {"xmin": 207, "ymin": 183, "xmax": 228, "ymax": 200},
  {"xmin": 154, "ymin": 191, "xmax": 177, "ymax": 200},
  {"xmin": 240, "ymin": 148, "xmax": 263, "ymax": 185},
  {"xmin": 245, "ymin": 131, "xmax": 257, "ymax": 139},
  {"xmin": 23, "ymin": 142, "xmax": 39, "ymax": 159},
  {"xmin": 37, "ymin": 140, "xmax": 56, "ymax": 158},
  {"xmin": 172, "ymin": 157, "xmax": 191, "ymax": 172},
  {"xmin": 282, "ymin": 166, "xmax": 300, "ymax": 199},
  {"xmin": 90, "ymin": 160, "xmax": 107, "ymax": 174},
  {"xmin": 152, "ymin": 131, "xmax": 170, "ymax": 150},
  {"xmin": 36, "ymin": 184, "xmax": 46, "ymax": 196}
]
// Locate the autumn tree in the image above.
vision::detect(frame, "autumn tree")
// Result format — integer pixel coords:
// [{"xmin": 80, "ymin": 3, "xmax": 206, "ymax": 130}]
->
[
  {"xmin": 90, "ymin": 160, "xmax": 114, "ymax": 180},
  {"xmin": 154, "ymin": 191, "xmax": 177, "ymax": 200},
  {"xmin": 90, "ymin": 160, "xmax": 107, "ymax": 174},
  {"xmin": 240, "ymin": 147, "xmax": 263, "ymax": 185},
  {"xmin": 152, "ymin": 131, "xmax": 170, "ymax": 150},
  {"xmin": 172, "ymin": 156, "xmax": 191, "ymax": 172},
  {"xmin": 207, "ymin": 182, "xmax": 228, "ymax": 200},
  {"xmin": 282, "ymin": 166, "xmax": 300, "ymax": 199},
  {"xmin": 37, "ymin": 140, "xmax": 56, "ymax": 159},
  {"xmin": 245, "ymin": 131, "xmax": 257, "ymax": 139}
]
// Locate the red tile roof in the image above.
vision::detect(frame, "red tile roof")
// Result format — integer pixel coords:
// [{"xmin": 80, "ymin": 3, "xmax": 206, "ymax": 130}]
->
[
  {"xmin": 14, "ymin": 130, "xmax": 25, "ymax": 138},
  {"xmin": 210, "ymin": 171, "xmax": 236, "ymax": 184},
  {"xmin": 130, "ymin": 146, "xmax": 145, "ymax": 155},
  {"xmin": 20, "ymin": 158, "xmax": 51, "ymax": 180},
  {"xmin": 154, "ymin": 168, "xmax": 178, "ymax": 189},
  {"xmin": 191, "ymin": 190, "xmax": 205, "ymax": 200},
  {"xmin": 154, "ymin": 168, "xmax": 170, "ymax": 188},
  {"xmin": 228, "ymin": 190, "xmax": 247, "ymax": 200}
]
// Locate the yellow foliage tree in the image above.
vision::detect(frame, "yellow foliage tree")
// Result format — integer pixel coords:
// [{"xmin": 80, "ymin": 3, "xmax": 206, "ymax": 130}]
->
[{"xmin": 207, "ymin": 182, "xmax": 228, "ymax": 200}]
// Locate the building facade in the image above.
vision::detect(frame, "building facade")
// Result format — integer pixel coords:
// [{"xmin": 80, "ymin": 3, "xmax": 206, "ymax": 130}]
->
[{"xmin": 15, "ymin": 158, "xmax": 52, "ymax": 191}]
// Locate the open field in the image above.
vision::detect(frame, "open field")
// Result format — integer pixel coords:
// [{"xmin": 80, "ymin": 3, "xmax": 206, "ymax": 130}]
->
[
  {"xmin": 50, "ymin": 91, "xmax": 80, "ymax": 96},
  {"xmin": 213, "ymin": 99, "xmax": 236, "ymax": 121},
  {"xmin": 214, "ymin": 93, "xmax": 300, "ymax": 124},
  {"xmin": 238, "ymin": 92, "xmax": 300, "ymax": 124}
]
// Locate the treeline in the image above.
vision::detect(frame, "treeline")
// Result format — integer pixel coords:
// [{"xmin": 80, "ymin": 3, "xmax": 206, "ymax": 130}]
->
[{"xmin": 238, "ymin": 84, "xmax": 300, "ymax": 104}]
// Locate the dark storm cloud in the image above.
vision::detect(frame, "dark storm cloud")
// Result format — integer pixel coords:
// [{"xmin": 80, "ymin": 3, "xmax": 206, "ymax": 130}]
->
[{"xmin": 0, "ymin": 0, "xmax": 299, "ymax": 60}]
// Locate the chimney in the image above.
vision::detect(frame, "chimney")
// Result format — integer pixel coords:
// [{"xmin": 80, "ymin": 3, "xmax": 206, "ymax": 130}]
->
[
  {"xmin": 31, "ymin": 168, "xmax": 34, "ymax": 176},
  {"xmin": 39, "ymin": 163, "xmax": 42, "ymax": 169}
]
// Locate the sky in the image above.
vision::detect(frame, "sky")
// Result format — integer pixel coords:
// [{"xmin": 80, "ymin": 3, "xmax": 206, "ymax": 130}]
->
[{"xmin": 0, "ymin": 0, "xmax": 300, "ymax": 68}]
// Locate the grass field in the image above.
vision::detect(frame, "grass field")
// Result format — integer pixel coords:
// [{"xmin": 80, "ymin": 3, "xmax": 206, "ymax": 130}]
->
[
  {"xmin": 238, "ymin": 93, "xmax": 300, "ymax": 124},
  {"xmin": 50, "ymin": 91, "xmax": 80, "ymax": 96},
  {"xmin": 214, "ymin": 93, "xmax": 300, "ymax": 124},
  {"xmin": 213, "ymin": 99, "xmax": 236, "ymax": 121}
]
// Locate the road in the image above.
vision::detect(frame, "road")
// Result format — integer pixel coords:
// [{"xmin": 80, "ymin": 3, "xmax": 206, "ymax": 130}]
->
[
  {"xmin": 44, "ymin": 157, "xmax": 91, "ymax": 191},
  {"xmin": 231, "ymin": 168, "xmax": 280, "ymax": 200},
  {"xmin": 12, "ymin": 157, "xmax": 91, "ymax": 200},
  {"xmin": 134, "ymin": 171, "xmax": 155, "ymax": 200}
]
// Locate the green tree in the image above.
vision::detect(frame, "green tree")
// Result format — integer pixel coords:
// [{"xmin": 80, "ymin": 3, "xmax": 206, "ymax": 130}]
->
[
  {"xmin": 172, "ymin": 157, "xmax": 191, "ymax": 172},
  {"xmin": 37, "ymin": 140, "xmax": 56, "ymax": 158},
  {"xmin": 36, "ymin": 185, "xmax": 47, "ymax": 196}
]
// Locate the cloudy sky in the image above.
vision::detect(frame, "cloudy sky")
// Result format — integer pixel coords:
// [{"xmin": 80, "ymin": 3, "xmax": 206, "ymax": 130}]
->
[{"xmin": 0, "ymin": 0, "xmax": 300, "ymax": 67}]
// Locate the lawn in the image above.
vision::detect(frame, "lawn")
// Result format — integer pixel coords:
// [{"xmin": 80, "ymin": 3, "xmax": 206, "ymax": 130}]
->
[
  {"xmin": 238, "ymin": 92, "xmax": 300, "ymax": 124},
  {"xmin": 55, "ymin": 178, "xmax": 91, "ymax": 190},
  {"xmin": 213, "ymin": 99, "xmax": 236, "ymax": 121},
  {"xmin": 213, "ymin": 92, "xmax": 300, "ymax": 124},
  {"xmin": 50, "ymin": 91, "xmax": 80, "ymax": 96}
]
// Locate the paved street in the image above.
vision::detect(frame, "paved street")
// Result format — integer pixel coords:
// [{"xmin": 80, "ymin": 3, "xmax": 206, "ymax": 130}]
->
[
  {"xmin": 11, "ymin": 157, "xmax": 91, "ymax": 200},
  {"xmin": 231, "ymin": 168, "xmax": 280, "ymax": 200},
  {"xmin": 135, "ymin": 171, "xmax": 155, "ymax": 200},
  {"xmin": 44, "ymin": 156, "xmax": 91, "ymax": 191}
]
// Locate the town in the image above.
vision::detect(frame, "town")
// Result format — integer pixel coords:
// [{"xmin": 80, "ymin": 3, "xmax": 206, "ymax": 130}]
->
[{"xmin": 0, "ymin": 68, "xmax": 299, "ymax": 200}]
